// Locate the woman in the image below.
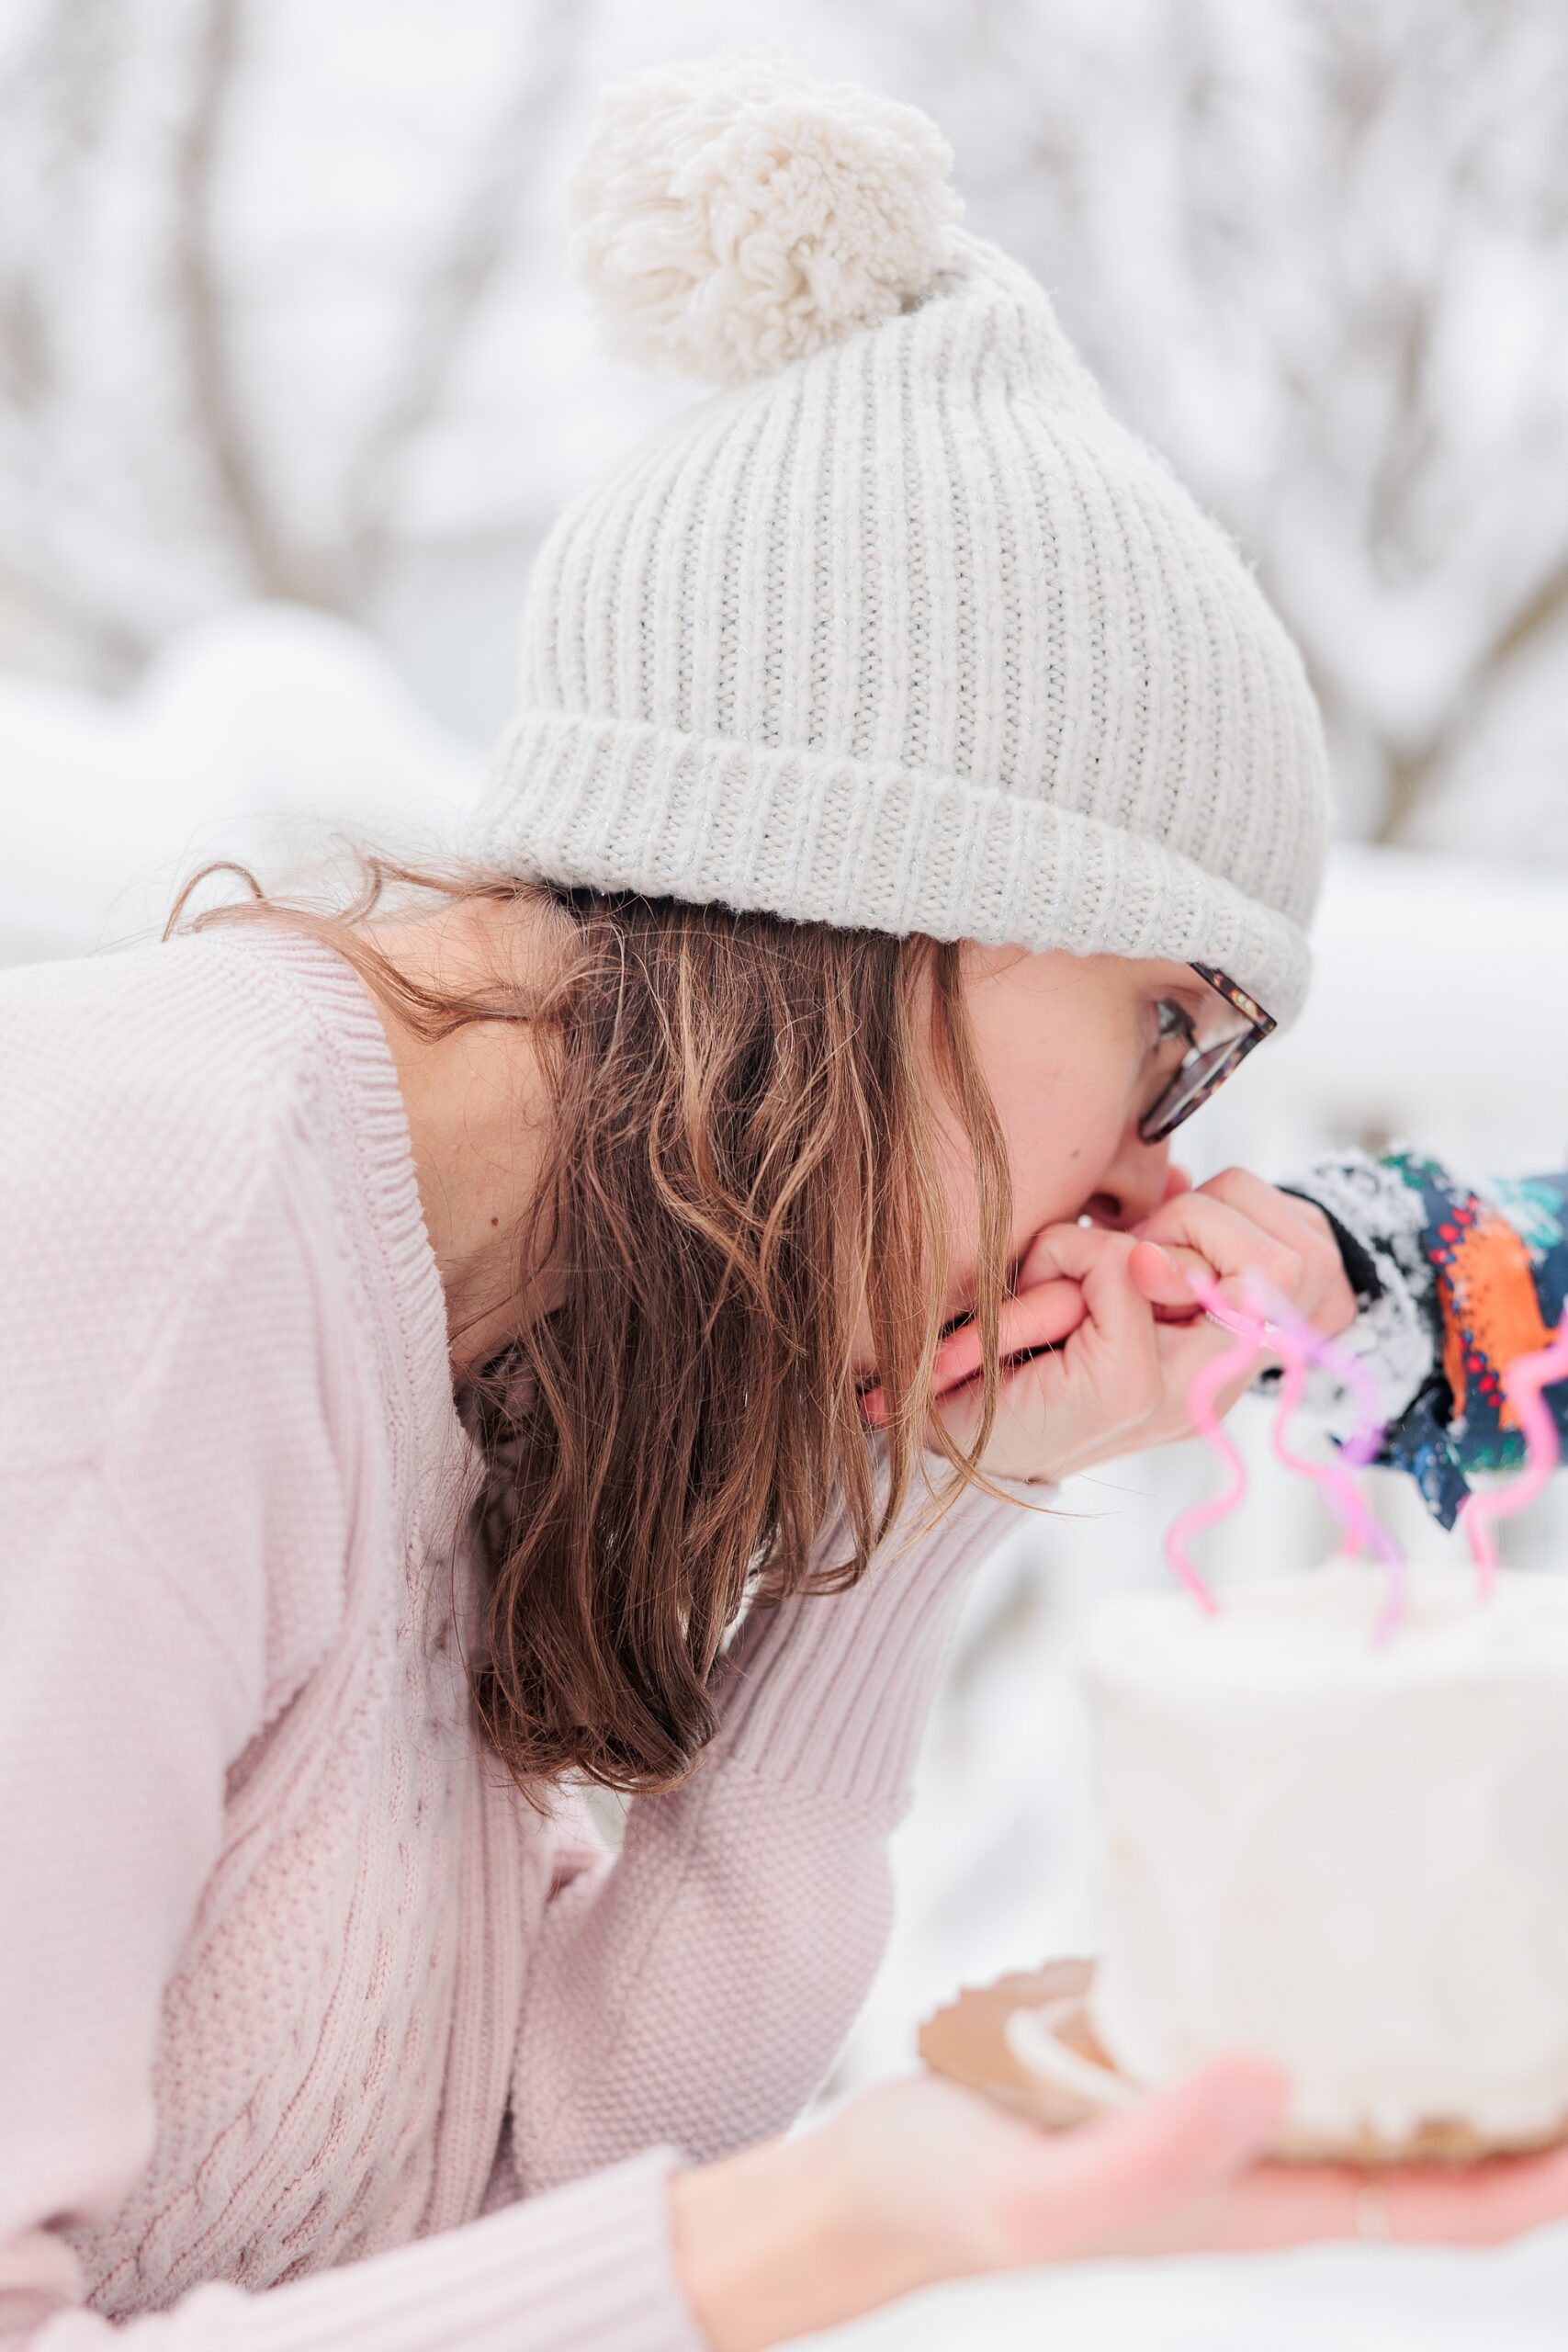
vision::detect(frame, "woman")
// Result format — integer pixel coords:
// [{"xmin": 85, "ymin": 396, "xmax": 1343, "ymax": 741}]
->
[{"xmin": 6, "ymin": 53, "xmax": 1567, "ymax": 2352}]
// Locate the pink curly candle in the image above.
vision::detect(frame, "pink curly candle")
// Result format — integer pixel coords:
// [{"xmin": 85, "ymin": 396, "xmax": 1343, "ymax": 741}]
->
[
  {"xmin": 1162, "ymin": 1273, "xmax": 1270, "ymax": 1615},
  {"xmin": 1463, "ymin": 1318, "xmax": 1568, "ymax": 1600},
  {"xmin": 1244, "ymin": 1273, "xmax": 1407, "ymax": 1645},
  {"xmin": 1167, "ymin": 1267, "xmax": 1404, "ymax": 1640}
]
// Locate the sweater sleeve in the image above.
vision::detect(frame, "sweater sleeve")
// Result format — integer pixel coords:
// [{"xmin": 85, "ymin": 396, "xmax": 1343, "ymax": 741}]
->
[
  {"xmin": 0, "ymin": 1124, "xmax": 704, "ymax": 2352},
  {"xmin": 1271, "ymin": 1148, "xmax": 1568, "ymax": 1528},
  {"xmin": 508, "ymin": 1451, "xmax": 1025, "ymax": 2192},
  {"xmin": 14, "ymin": 2152, "xmax": 697, "ymax": 2352}
]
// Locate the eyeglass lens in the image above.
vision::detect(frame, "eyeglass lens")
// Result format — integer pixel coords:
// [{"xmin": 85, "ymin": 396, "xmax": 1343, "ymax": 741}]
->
[{"xmin": 1141, "ymin": 1033, "xmax": 1250, "ymax": 1142}]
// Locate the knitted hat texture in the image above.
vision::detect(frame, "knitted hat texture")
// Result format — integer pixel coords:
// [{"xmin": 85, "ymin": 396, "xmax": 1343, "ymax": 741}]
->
[{"xmin": 471, "ymin": 51, "xmax": 1331, "ymax": 1022}]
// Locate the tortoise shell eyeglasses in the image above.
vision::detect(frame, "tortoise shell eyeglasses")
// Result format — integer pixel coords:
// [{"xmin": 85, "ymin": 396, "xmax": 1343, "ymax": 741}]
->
[{"xmin": 1136, "ymin": 962, "xmax": 1278, "ymax": 1145}]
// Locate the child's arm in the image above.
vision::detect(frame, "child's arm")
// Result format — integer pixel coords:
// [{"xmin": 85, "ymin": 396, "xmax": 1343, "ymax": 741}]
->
[{"xmin": 1273, "ymin": 1149, "xmax": 1568, "ymax": 1527}]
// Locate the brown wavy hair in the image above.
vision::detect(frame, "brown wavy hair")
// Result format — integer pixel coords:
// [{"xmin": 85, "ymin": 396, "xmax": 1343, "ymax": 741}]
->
[{"xmin": 167, "ymin": 856, "xmax": 1039, "ymax": 1795}]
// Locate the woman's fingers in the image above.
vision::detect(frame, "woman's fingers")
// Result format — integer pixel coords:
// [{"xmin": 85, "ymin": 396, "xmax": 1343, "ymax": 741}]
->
[
  {"xmin": 784, "ymin": 2069, "xmax": 1568, "ymax": 2338},
  {"xmin": 860, "ymin": 1272, "xmax": 1088, "ymax": 1424},
  {"xmin": 976, "ymin": 1222, "xmax": 1152, "ymax": 1379},
  {"xmin": 1372, "ymin": 2143, "xmax": 1568, "ymax": 2246},
  {"xmin": 896, "ymin": 1221, "xmax": 1144, "ymax": 1412},
  {"xmin": 1040, "ymin": 2102, "xmax": 1568, "ymax": 2266},
  {"xmin": 937, "ymin": 1217, "xmax": 1288, "ymax": 1476},
  {"xmin": 1190, "ymin": 2142, "xmax": 1568, "ymax": 2255},
  {"xmin": 933, "ymin": 1208, "xmax": 1159, "ymax": 1394},
  {"xmin": 867, "ymin": 1166, "xmax": 1359, "ymax": 1437},
  {"xmin": 1026, "ymin": 1225, "xmax": 1160, "ymax": 1403},
  {"xmin": 1008, "ymin": 2056, "xmax": 1288, "ymax": 2265},
  {"xmin": 866, "ymin": 1169, "xmax": 1359, "ymax": 1474},
  {"xmin": 928, "ymin": 1275, "xmax": 1088, "ymax": 1400},
  {"xmin": 928, "ymin": 1226, "xmax": 1169, "ymax": 1481}
]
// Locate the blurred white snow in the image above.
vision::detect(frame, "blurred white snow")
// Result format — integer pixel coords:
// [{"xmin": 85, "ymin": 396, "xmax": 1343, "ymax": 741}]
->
[{"xmin": 0, "ymin": 601, "xmax": 483, "ymax": 964}]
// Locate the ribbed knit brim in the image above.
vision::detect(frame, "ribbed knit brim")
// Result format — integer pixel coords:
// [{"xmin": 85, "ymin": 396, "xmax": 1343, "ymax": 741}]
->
[
  {"xmin": 481, "ymin": 706, "xmax": 1315, "ymax": 1021},
  {"xmin": 471, "ymin": 229, "xmax": 1328, "ymax": 1024}
]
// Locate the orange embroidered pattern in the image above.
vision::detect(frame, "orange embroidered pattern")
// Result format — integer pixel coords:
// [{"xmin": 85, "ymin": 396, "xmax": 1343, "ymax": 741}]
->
[
  {"xmin": 1433, "ymin": 1201, "xmax": 1557, "ymax": 1439},
  {"xmin": 1367, "ymin": 1152, "xmax": 1568, "ymax": 1523}
]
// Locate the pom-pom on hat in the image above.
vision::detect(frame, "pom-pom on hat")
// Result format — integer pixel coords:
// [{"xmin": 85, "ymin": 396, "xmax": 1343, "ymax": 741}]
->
[
  {"xmin": 471, "ymin": 50, "xmax": 1331, "ymax": 1023},
  {"xmin": 567, "ymin": 51, "xmax": 963, "ymax": 387}
]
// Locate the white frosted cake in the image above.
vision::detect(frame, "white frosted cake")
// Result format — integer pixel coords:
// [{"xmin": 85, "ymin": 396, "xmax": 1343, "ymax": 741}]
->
[{"xmin": 1078, "ymin": 1561, "xmax": 1568, "ymax": 2151}]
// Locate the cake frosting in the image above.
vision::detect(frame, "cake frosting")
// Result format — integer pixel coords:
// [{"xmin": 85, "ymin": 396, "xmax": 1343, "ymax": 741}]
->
[{"xmin": 1078, "ymin": 1560, "xmax": 1568, "ymax": 2145}]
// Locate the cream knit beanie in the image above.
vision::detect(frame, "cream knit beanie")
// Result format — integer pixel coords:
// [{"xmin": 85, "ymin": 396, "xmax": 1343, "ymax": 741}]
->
[{"xmin": 471, "ymin": 51, "xmax": 1331, "ymax": 1023}]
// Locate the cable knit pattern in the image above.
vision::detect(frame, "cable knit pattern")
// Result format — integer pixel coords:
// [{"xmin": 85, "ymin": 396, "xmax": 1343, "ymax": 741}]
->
[
  {"xmin": 0, "ymin": 924, "xmax": 1021, "ymax": 2352},
  {"xmin": 471, "ymin": 62, "xmax": 1331, "ymax": 1024}
]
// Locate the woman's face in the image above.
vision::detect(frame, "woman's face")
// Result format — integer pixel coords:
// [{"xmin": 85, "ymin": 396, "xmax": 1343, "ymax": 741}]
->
[{"xmin": 919, "ymin": 944, "xmax": 1207, "ymax": 1334}]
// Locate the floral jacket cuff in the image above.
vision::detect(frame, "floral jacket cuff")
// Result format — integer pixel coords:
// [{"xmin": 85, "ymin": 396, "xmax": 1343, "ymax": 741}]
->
[{"xmin": 1258, "ymin": 1148, "xmax": 1568, "ymax": 1530}]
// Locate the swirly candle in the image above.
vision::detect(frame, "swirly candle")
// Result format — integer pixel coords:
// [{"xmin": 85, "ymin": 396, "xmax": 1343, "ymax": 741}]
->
[
  {"xmin": 1166, "ymin": 1268, "xmax": 1403, "ymax": 1638},
  {"xmin": 1242, "ymin": 1272, "xmax": 1406, "ymax": 1645},
  {"xmin": 1463, "ymin": 1318, "xmax": 1568, "ymax": 1600},
  {"xmin": 1161, "ymin": 1272, "xmax": 1269, "ymax": 1614}
]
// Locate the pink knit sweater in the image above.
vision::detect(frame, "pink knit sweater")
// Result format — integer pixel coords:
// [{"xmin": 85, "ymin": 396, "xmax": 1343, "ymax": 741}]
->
[{"xmin": 0, "ymin": 925, "xmax": 1022, "ymax": 2352}]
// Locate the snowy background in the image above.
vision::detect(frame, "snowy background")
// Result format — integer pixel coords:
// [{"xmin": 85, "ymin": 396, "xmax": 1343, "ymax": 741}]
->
[{"xmin": 5, "ymin": 1, "xmax": 1568, "ymax": 2343}]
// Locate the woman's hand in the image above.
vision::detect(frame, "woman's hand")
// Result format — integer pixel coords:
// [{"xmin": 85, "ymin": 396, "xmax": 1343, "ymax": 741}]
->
[
  {"xmin": 670, "ymin": 2060, "xmax": 1283, "ymax": 2350},
  {"xmin": 874, "ymin": 1169, "xmax": 1360, "ymax": 1487},
  {"xmin": 671, "ymin": 2067, "xmax": 1568, "ymax": 2351}
]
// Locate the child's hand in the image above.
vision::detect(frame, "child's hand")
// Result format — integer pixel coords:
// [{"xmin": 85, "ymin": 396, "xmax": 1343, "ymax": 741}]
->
[{"xmin": 1125, "ymin": 1168, "xmax": 1358, "ymax": 1339}]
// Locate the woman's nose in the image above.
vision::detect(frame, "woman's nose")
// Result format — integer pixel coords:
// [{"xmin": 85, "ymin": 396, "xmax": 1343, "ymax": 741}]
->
[{"xmin": 1081, "ymin": 1132, "xmax": 1184, "ymax": 1230}]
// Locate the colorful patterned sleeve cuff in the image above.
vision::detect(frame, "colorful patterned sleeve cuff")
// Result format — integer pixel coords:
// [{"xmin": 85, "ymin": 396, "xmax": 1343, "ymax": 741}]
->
[{"xmin": 1262, "ymin": 1149, "xmax": 1568, "ymax": 1530}]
